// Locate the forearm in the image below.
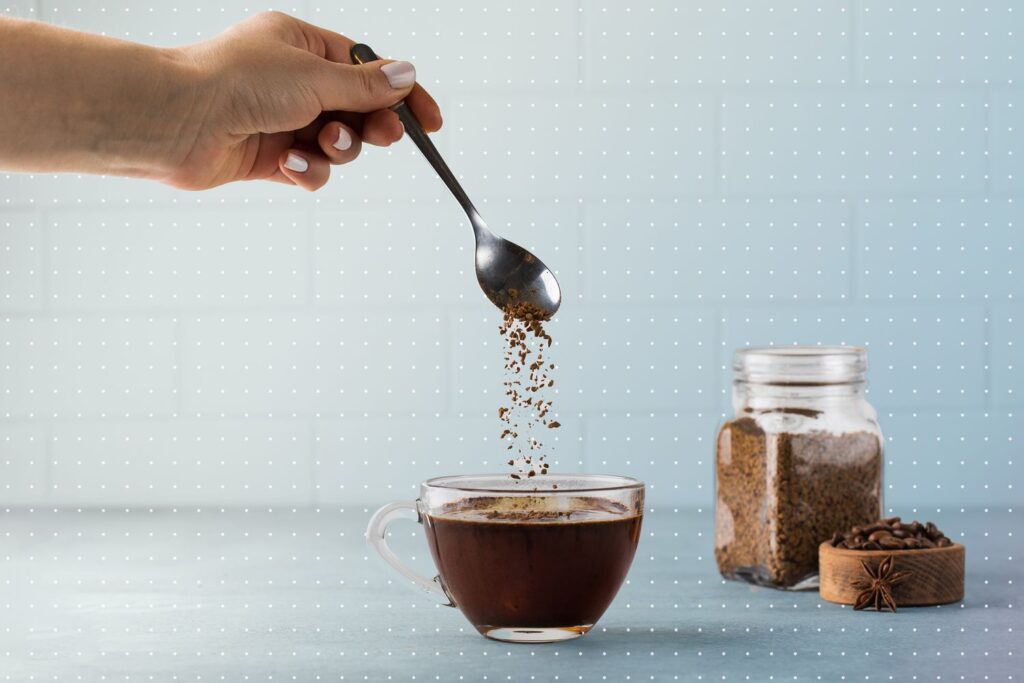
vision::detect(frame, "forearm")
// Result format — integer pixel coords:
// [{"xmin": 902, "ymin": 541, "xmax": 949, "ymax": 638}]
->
[{"xmin": 0, "ymin": 17, "xmax": 202, "ymax": 178}]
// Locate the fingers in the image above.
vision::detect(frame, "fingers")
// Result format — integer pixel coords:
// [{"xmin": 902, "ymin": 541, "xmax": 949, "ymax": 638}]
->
[
  {"xmin": 312, "ymin": 58, "xmax": 417, "ymax": 113},
  {"xmin": 317, "ymin": 121, "xmax": 363, "ymax": 164},
  {"xmin": 406, "ymin": 84, "xmax": 443, "ymax": 133},
  {"xmin": 278, "ymin": 149, "xmax": 330, "ymax": 191},
  {"xmin": 284, "ymin": 15, "xmax": 357, "ymax": 63},
  {"xmin": 287, "ymin": 18, "xmax": 444, "ymax": 136},
  {"xmin": 358, "ymin": 81, "xmax": 441, "ymax": 147},
  {"xmin": 361, "ymin": 109, "xmax": 404, "ymax": 147},
  {"xmin": 264, "ymin": 122, "xmax": 362, "ymax": 193},
  {"xmin": 292, "ymin": 114, "xmax": 327, "ymax": 145},
  {"xmin": 358, "ymin": 87, "xmax": 441, "ymax": 147},
  {"xmin": 245, "ymin": 14, "xmax": 444, "ymax": 136}
]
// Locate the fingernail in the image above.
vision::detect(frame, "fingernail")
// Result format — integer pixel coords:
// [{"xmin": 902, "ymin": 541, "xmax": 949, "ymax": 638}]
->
[
  {"xmin": 284, "ymin": 153, "xmax": 308, "ymax": 173},
  {"xmin": 381, "ymin": 61, "xmax": 416, "ymax": 89},
  {"xmin": 333, "ymin": 127, "xmax": 353, "ymax": 151}
]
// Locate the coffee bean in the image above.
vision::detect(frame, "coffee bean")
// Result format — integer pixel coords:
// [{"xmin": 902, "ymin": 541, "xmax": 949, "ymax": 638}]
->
[{"xmin": 831, "ymin": 519, "xmax": 953, "ymax": 553}]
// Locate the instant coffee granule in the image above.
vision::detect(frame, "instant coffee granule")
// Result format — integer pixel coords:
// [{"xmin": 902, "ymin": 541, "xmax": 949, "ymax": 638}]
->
[
  {"xmin": 499, "ymin": 289, "xmax": 559, "ymax": 482},
  {"xmin": 715, "ymin": 416, "xmax": 882, "ymax": 588}
]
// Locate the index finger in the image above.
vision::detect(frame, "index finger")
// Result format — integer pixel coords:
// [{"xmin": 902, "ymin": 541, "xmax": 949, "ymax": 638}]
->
[
  {"xmin": 285, "ymin": 16, "xmax": 357, "ymax": 63},
  {"xmin": 289, "ymin": 19, "xmax": 442, "ymax": 131},
  {"xmin": 405, "ymin": 83, "xmax": 442, "ymax": 133}
]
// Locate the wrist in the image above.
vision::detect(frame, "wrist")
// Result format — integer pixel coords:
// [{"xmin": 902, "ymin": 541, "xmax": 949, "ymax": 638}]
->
[
  {"xmin": 93, "ymin": 44, "xmax": 211, "ymax": 180},
  {"xmin": 0, "ymin": 20, "xmax": 216, "ymax": 179}
]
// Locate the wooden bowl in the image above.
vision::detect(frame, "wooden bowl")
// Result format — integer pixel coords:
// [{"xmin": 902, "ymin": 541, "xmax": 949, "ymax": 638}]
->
[{"xmin": 819, "ymin": 541, "xmax": 965, "ymax": 607}]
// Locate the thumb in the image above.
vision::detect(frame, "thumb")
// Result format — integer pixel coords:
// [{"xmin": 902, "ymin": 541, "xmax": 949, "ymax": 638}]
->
[{"xmin": 313, "ymin": 59, "xmax": 416, "ymax": 113}]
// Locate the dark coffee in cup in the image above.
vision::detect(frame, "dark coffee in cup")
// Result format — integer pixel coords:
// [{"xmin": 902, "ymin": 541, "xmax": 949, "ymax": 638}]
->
[
  {"xmin": 423, "ymin": 496, "xmax": 642, "ymax": 638},
  {"xmin": 367, "ymin": 474, "xmax": 644, "ymax": 643}
]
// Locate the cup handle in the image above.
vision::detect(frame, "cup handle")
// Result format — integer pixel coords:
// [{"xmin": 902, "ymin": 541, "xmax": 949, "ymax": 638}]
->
[{"xmin": 365, "ymin": 500, "xmax": 455, "ymax": 607}]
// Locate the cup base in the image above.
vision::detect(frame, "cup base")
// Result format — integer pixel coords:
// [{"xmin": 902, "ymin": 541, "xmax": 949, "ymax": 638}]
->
[{"xmin": 479, "ymin": 625, "xmax": 591, "ymax": 643}]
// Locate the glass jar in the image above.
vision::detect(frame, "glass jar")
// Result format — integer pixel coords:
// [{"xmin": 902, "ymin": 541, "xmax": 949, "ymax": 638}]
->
[{"xmin": 715, "ymin": 347, "xmax": 883, "ymax": 590}]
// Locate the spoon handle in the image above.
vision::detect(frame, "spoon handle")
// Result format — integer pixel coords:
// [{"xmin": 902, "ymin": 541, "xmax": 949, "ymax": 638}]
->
[{"xmin": 350, "ymin": 44, "xmax": 479, "ymax": 220}]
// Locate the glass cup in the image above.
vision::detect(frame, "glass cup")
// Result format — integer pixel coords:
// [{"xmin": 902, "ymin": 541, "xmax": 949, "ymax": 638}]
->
[{"xmin": 367, "ymin": 473, "xmax": 645, "ymax": 643}]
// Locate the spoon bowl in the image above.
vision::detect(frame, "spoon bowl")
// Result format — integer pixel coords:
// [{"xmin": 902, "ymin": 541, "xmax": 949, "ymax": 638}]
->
[
  {"xmin": 473, "ymin": 224, "xmax": 561, "ymax": 316},
  {"xmin": 352, "ymin": 44, "xmax": 562, "ymax": 319}
]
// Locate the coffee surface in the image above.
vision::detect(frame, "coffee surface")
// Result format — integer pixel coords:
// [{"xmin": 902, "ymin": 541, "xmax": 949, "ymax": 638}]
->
[
  {"xmin": 432, "ymin": 495, "xmax": 631, "ymax": 523},
  {"xmin": 424, "ymin": 497, "xmax": 641, "ymax": 630}
]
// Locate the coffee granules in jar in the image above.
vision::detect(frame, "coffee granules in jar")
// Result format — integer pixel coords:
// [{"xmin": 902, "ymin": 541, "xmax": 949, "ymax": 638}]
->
[
  {"xmin": 498, "ymin": 290, "xmax": 559, "ymax": 481},
  {"xmin": 715, "ymin": 347, "xmax": 883, "ymax": 589},
  {"xmin": 716, "ymin": 417, "xmax": 882, "ymax": 587}
]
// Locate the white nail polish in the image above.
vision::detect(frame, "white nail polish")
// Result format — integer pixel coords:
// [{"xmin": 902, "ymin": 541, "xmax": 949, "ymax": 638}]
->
[
  {"xmin": 381, "ymin": 61, "xmax": 416, "ymax": 89},
  {"xmin": 333, "ymin": 128, "xmax": 353, "ymax": 151},
  {"xmin": 284, "ymin": 153, "xmax": 308, "ymax": 173}
]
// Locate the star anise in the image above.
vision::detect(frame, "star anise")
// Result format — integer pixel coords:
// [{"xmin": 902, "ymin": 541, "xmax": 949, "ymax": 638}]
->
[{"xmin": 851, "ymin": 555, "xmax": 912, "ymax": 612}]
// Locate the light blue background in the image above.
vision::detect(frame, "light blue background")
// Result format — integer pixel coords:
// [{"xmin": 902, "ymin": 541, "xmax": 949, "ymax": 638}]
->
[
  {"xmin": 1, "ymin": 0, "xmax": 1020, "ymax": 509},
  {"xmin": 0, "ymin": 4, "xmax": 1020, "ymax": 682}
]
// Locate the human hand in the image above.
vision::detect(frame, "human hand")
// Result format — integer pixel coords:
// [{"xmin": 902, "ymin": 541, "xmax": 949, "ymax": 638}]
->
[{"xmin": 165, "ymin": 11, "xmax": 442, "ymax": 191}]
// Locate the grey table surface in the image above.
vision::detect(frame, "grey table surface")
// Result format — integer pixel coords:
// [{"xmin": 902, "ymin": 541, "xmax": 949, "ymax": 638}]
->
[{"xmin": 1, "ymin": 506, "xmax": 1019, "ymax": 682}]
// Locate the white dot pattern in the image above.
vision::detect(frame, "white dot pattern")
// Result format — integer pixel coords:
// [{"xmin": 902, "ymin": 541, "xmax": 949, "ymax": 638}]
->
[{"xmin": 1, "ymin": 0, "xmax": 1020, "ymax": 680}]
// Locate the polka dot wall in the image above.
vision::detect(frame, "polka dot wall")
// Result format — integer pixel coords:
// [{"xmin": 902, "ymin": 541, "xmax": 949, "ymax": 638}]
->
[{"xmin": 0, "ymin": 0, "xmax": 1019, "ymax": 681}]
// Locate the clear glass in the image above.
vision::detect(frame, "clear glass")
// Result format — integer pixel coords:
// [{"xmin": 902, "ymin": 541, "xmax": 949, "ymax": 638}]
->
[
  {"xmin": 367, "ymin": 473, "xmax": 644, "ymax": 643},
  {"xmin": 715, "ymin": 347, "xmax": 883, "ymax": 589}
]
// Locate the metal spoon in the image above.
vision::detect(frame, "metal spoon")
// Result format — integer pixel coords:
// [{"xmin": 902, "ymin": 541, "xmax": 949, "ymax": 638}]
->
[{"xmin": 350, "ymin": 43, "xmax": 562, "ymax": 319}]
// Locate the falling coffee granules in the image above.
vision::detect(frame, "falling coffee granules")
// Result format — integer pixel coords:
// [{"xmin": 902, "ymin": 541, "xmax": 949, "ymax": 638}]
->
[
  {"xmin": 499, "ymin": 290, "xmax": 559, "ymax": 482},
  {"xmin": 715, "ymin": 416, "xmax": 882, "ymax": 588},
  {"xmin": 830, "ymin": 518, "xmax": 953, "ymax": 551}
]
